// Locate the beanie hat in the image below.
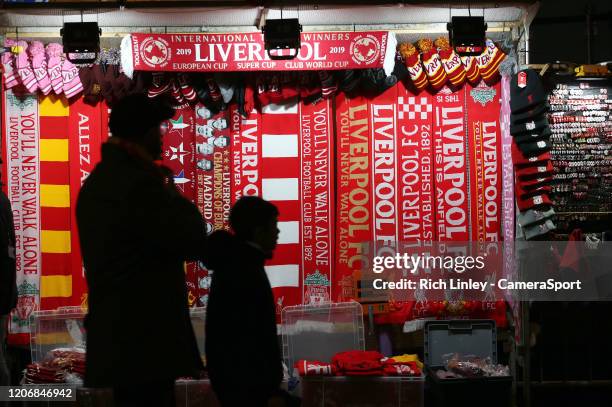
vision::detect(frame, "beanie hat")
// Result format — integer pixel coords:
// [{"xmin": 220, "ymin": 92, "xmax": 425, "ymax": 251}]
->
[
  {"xmin": 514, "ymin": 127, "xmax": 552, "ymax": 145},
  {"xmin": 214, "ymin": 73, "xmax": 235, "ymax": 104},
  {"xmin": 511, "ymin": 142, "xmax": 551, "ymax": 166},
  {"xmin": 169, "ymin": 76, "xmax": 187, "ymax": 105},
  {"xmin": 148, "ymin": 72, "xmax": 170, "ymax": 98},
  {"xmin": 280, "ymin": 72, "xmax": 299, "ymax": 101},
  {"xmin": 243, "ymin": 82, "xmax": 255, "ymax": 116},
  {"xmin": 318, "ymin": 71, "xmax": 338, "ymax": 99},
  {"xmin": 510, "ymin": 117, "xmax": 549, "ymax": 135},
  {"xmin": 101, "ymin": 64, "xmax": 119, "ymax": 106},
  {"xmin": 207, "ymin": 76, "xmax": 222, "ymax": 102},
  {"xmin": 434, "ymin": 37, "xmax": 466, "ymax": 87},
  {"xmin": 398, "ymin": 43, "xmax": 428, "ymax": 91},
  {"xmin": 46, "ymin": 43, "xmax": 64, "ymax": 95},
  {"xmin": 461, "ymin": 54, "xmax": 481, "ymax": 85},
  {"xmin": 390, "ymin": 58, "xmax": 409, "ymax": 84},
  {"xmin": 515, "ymin": 161, "xmax": 554, "ymax": 181},
  {"xmin": 178, "ymin": 73, "xmax": 197, "ymax": 103},
  {"xmin": 523, "ymin": 219, "xmax": 556, "ymax": 240},
  {"xmin": 511, "ymin": 102, "xmax": 549, "ymax": 124},
  {"xmin": 510, "ymin": 69, "xmax": 546, "ymax": 113},
  {"xmin": 517, "ymin": 193, "xmax": 552, "ymax": 212},
  {"xmin": 518, "ymin": 207, "xmax": 555, "ymax": 228},
  {"xmin": 2, "ymin": 39, "xmax": 20, "ymax": 89},
  {"xmin": 516, "ymin": 181, "xmax": 552, "ymax": 199},
  {"xmin": 417, "ymin": 38, "xmax": 447, "ymax": 90},
  {"xmin": 519, "ymin": 174, "xmax": 553, "ymax": 191},
  {"xmin": 28, "ymin": 41, "xmax": 51, "ymax": 95},
  {"xmin": 515, "ymin": 139, "xmax": 551, "ymax": 157},
  {"xmin": 15, "ymin": 41, "xmax": 38, "ymax": 93},
  {"xmin": 81, "ymin": 65, "xmax": 105, "ymax": 106},
  {"xmin": 339, "ymin": 70, "xmax": 363, "ymax": 95},
  {"xmin": 61, "ymin": 58, "xmax": 84, "ymax": 99},
  {"xmin": 477, "ymin": 39, "xmax": 505, "ymax": 84}
]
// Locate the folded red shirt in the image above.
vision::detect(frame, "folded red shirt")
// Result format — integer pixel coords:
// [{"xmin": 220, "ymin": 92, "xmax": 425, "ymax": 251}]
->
[
  {"xmin": 382, "ymin": 361, "xmax": 422, "ymax": 376},
  {"xmin": 332, "ymin": 351, "xmax": 384, "ymax": 375},
  {"xmin": 295, "ymin": 360, "xmax": 336, "ymax": 376}
]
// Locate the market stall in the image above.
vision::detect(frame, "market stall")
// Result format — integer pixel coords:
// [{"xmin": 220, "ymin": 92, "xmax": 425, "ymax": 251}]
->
[{"xmin": 4, "ymin": 2, "xmax": 610, "ymax": 407}]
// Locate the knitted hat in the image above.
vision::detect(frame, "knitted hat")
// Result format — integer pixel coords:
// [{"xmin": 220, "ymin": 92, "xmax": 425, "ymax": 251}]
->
[
  {"xmin": 515, "ymin": 138, "xmax": 551, "ymax": 157},
  {"xmin": 510, "ymin": 117, "xmax": 549, "ymax": 135},
  {"xmin": 511, "ymin": 102, "xmax": 550, "ymax": 124},
  {"xmin": 522, "ymin": 219, "xmax": 556, "ymax": 240},
  {"xmin": 510, "ymin": 69, "xmax": 546, "ymax": 113},
  {"xmin": 29, "ymin": 41, "xmax": 51, "ymax": 95},
  {"xmin": 511, "ymin": 141, "xmax": 551, "ymax": 166},
  {"xmin": 517, "ymin": 207, "xmax": 555, "ymax": 228},
  {"xmin": 517, "ymin": 193, "xmax": 552, "ymax": 212},
  {"xmin": 514, "ymin": 126, "xmax": 552, "ymax": 145}
]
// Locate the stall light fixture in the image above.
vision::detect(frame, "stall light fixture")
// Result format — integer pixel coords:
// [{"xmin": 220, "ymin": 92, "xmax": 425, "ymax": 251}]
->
[
  {"xmin": 447, "ymin": 16, "xmax": 487, "ymax": 56},
  {"xmin": 61, "ymin": 22, "xmax": 101, "ymax": 64},
  {"xmin": 262, "ymin": 18, "xmax": 302, "ymax": 60}
]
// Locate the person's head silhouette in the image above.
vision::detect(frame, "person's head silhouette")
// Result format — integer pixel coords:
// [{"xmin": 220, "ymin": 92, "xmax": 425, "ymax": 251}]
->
[
  {"xmin": 229, "ymin": 196, "xmax": 280, "ymax": 258},
  {"xmin": 108, "ymin": 94, "xmax": 174, "ymax": 161}
]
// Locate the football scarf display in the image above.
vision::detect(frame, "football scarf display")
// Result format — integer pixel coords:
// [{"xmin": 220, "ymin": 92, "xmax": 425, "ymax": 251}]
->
[
  {"xmin": 162, "ymin": 103, "xmax": 199, "ymax": 306},
  {"xmin": 194, "ymin": 103, "xmax": 232, "ymax": 307},
  {"xmin": 2, "ymin": 90, "xmax": 41, "ymax": 345},
  {"xmin": 396, "ymin": 81, "xmax": 435, "ymax": 245},
  {"xmin": 334, "ymin": 93, "xmax": 373, "ymax": 302},
  {"xmin": 467, "ymin": 81, "xmax": 502, "ymax": 242},
  {"xmin": 68, "ymin": 98, "xmax": 107, "ymax": 309},
  {"xmin": 433, "ymin": 86, "xmax": 470, "ymax": 241},
  {"xmin": 258, "ymin": 99, "xmax": 303, "ymax": 317},
  {"xmin": 299, "ymin": 99, "xmax": 334, "ymax": 306}
]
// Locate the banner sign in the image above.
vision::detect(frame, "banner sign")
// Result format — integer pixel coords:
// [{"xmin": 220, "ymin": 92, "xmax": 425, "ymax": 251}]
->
[
  {"xmin": 162, "ymin": 103, "xmax": 199, "ymax": 306},
  {"xmin": 467, "ymin": 81, "xmax": 502, "ymax": 243},
  {"xmin": 231, "ymin": 107, "xmax": 262, "ymax": 202},
  {"xmin": 3, "ymin": 90, "xmax": 41, "ymax": 342},
  {"xmin": 124, "ymin": 31, "xmax": 396, "ymax": 73},
  {"xmin": 299, "ymin": 99, "xmax": 334, "ymax": 305},
  {"xmin": 334, "ymin": 94, "xmax": 373, "ymax": 302},
  {"xmin": 396, "ymin": 82, "xmax": 436, "ymax": 246},
  {"xmin": 68, "ymin": 99, "xmax": 105, "ymax": 309},
  {"xmin": 433, "ymin": 86, "xmax": 470, "ymax": 241}
]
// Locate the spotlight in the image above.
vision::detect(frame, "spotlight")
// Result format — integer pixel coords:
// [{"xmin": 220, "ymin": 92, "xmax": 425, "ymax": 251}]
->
[
  {"xmin": 262, "ymin": 18, "xmax": 302, "ymax": 60},
  {"xmin": 447, "ymin": 16, "xmax": 487, "ymax": 56},
  {"xmin": 61, "ymin": 22, "xmax": 101, "ymax": 63}
]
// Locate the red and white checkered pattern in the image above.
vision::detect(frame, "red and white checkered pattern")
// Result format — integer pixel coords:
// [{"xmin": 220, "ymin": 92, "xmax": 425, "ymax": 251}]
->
[
  {"xmin": 398, "ymin": 96, "xmax": 433, "ymax": 120},
  {"xmin": 259, "ymin": 99, "xmax": 303, "ymax": 314}
]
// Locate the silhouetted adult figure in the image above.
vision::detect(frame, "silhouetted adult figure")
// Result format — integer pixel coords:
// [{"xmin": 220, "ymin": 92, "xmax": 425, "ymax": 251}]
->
[
  {"xmin": 77, "ymin": 94, "xmax": 206, "ymax": 407},
  {"xmin": 205, "ymin": 196, "xmax": 299, "ymax": 407}
]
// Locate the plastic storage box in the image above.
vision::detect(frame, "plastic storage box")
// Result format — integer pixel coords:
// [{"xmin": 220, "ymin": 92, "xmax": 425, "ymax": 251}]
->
[
  {"xmin": 29, "ymin": 307, "xmax": 87, "ymax": 364},
  {"xmin": 189, "ymin": 307, "xmax": 206, "ymax": 364},
  {"xmin": 301, "ymin": 376, "xmax": 424, "ymax": 407},
  {"xmin": 424, "ymin": 320, "xmax": 512, "ymax": 407},
  {"xmin": 281, "ymin": 301, "xmax": 365, "ymax": 373}
]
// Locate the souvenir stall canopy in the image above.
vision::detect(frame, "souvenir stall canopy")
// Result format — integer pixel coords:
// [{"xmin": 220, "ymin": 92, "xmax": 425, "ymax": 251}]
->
[
  {"xmin": 1, "ymin": 2, "xmax": 536, "ymax": 349},
  {"xmin": 1, "ymin": 2, "xmax": 536, "ymax": 56}
]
